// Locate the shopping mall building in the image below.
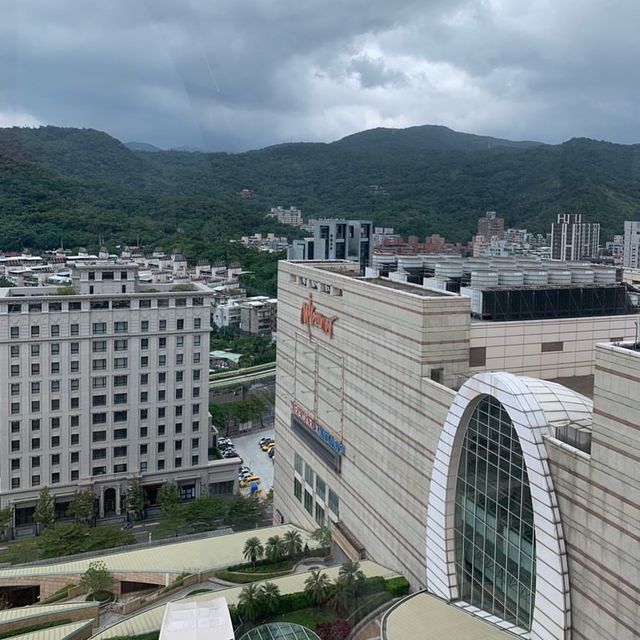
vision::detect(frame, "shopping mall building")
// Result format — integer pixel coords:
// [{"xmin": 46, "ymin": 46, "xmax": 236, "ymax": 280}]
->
[{"xmin": 273, "ymin": 260, "xmax": 640, "ymax": 640}]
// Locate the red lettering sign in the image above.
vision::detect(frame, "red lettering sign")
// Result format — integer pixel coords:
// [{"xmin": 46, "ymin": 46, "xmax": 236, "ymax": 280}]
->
[{"xmin": 300, "ymin": 294, "xmax": 338, "ymax": 338}]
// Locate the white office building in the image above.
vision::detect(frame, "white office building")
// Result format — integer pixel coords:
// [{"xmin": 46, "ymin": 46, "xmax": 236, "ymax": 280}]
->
[
  {"xmin": 623, "ymin": 220, "xmax": 640, "ymax": 268},
  {"xmin": 0, "ymin": 261, "xmax": 238, "ymax": 532}
]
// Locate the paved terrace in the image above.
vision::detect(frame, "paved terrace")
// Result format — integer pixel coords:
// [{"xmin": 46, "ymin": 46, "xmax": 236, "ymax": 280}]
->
[
  {"xmin": 0, "ymin": 525, "xmax": 312, "ymax": 598},
  {"xmin": 16, "ymin": 619, "xmax": 94, "ymax": 640},
  {"xmin": 382, "ymin": 592, "xmax": 520, "ymax": 640},
  {"xmin": 93, "ymin": 560, "xmax": 397, "ymax": 639}
]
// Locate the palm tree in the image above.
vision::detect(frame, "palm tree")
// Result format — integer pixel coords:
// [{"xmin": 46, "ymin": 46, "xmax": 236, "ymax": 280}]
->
[
  {"xmin": 304, "ymin": 569, "xmax": 332, "ymax": 606},
  {"xmin": 243, "ymin": 536, "xmax": 265, "ymax": 568},
  {"xmin": 265, "ymin": 535, "xmax": 285, "ymax": 565},
  {"xmin": 338, "ymin": 559, "xmax": 366, "ymax": 594},
  {"xmin": 238, "ymin": 583, "xmax": 262, "ymax": 621},
  {"xmin": 330, "ymin": 577, "xmax": 355, "ymax": 616},
  {"xmin": 258, "ymin": 581, "xmax": 281, "ymax": 617},
  {"xmin": 283, "ymin": 529, "xmax": 303, "ymax": 559}
]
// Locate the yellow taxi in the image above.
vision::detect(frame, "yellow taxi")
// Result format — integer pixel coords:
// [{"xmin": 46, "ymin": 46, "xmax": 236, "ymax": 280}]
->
[{"xmin": 239, "ymin": 474, "xmax": 261, "ymax": 488}]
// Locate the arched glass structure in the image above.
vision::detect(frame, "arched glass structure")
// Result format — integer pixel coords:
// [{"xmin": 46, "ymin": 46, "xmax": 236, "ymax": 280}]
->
[{"xmin": 454, "ymin": 395, "xmax": 536, "ymax": 630}]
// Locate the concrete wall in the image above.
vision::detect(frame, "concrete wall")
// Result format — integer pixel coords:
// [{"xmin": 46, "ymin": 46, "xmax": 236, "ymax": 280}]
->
[
  {"xmin": 469, "ymin": 314, "xmax": 639, "ymax": 379},
  {"xmin": 546, "ymin": 343, "xmax": 640, "ymax": 640},
  {"xmin": 273, "ymin": 261, "xmax": 464, "ymax": 587}
]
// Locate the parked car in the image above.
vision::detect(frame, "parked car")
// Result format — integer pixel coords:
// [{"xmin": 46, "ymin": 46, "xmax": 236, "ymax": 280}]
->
[
  {"xmin": 239, "ymin": 474, "xmax": 261, "ymax": 488},
  {"xmin": 260, "ymin": 440, "xmax": 275, "ymax": 452},
  {"xmin": 259, "ymin": 436, "xmax": 273, "ymax": 446}
]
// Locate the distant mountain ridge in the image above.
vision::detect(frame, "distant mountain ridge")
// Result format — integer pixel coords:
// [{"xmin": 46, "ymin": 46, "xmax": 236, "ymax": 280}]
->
[
  {"xmin": 0, "ymin": 124, "xmax": 639, "ymax": 256},
  {"xmin": 125, "ymin": 141, "xmax": 163, "ymax": 152}
]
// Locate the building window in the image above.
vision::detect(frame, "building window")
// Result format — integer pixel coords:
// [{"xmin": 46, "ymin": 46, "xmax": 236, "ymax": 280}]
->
[
  {"xmin": 10, "ymin": 327, "xmax": 19, "ymax": 339},
  {"xmin": 191, "ymin": 455, "xmax": 199, "ymax": 466},
  {"xmin": 140, "ymin": 444, "xmax": 148, "ymax": 455},
  {"xmin": 32, "ymin": 475, "xmax": 41, "ymax": 486},
  {"xmin": 32, "ymin": 363, "xmax": 41, "ymax": 376},
  {"xmin": 114, "ymin": 410, "xmax": 127, "ymax": 422},
  {"xmin": 114, "ymin": 339, "xmax": 128, "ymax": 351},
  {"xmin": 70, "ymin": 342, "xmax": 79, "ymax": 354},
  {"xmin": 31, "ymin": 419, "xmax": 40, "ymax": 431},
  {"xmin": 176, "ymin": 336, "xmax": 184, "ymax": 348},
  {"xmin": 114, "ymin": 428, "xmax": 127, "ymax": 440},
  {"xmin": 71, "ymin": 378, "xmax": 80, "ymax": 391},
  {"xmin": 71, "ymin": 470, "xmax": 79, "ymax": 481},
  {"xmin": 159, "ymin": 355, "xmax": 167, "ymax": 367},
  {"xmin": 141, "ymin": 320, "xmax": 149, "ymax": 332},
  {"xmin": 11, "ymin": 478, "xmax": 20, "ymax": 489},
  {"xmin": 93, "ymin": 359, "xmax": 107, "ymax": 371},
  {"xmin": 294, "ymin": 452, "xmax": 303, "ymax": 475},
  {"xmin": 30, "ymin": 382, "xmax": 39, "ymax": 394},
  {"xmin": 70, "ymin": 397, "xmax": 79, "ymax": 409},
  {"xmin": 114, "ymin": 393, "xmax": 127, "ymax": 405},
  {"xmin": 176, "ymin": 352, "xmax": 184, "ymax": 365},
  {"xmin": 93, "ymin": 322, "xmax": 107, "ymax": 334},
  {"xmin": 114, "ymin": 357, "xmax": 128, "ymax": 369},
  {"xmin": 140, "ymin": 299, "xmax": 151, "ymax": 309},
  {"xmin": 114, "ymin": 375, "xmax": 128, "ymax": 387},
  {"xmin": 92, "ymin": 395, "xmax": 107, "ymax": 407},
  {"xmin": 70, "ymin": 415, "xmax": 79, "ymax": 427},
  {"xmin": 10, "ymin": 364, "xmax": 19, "ymax": 377},
  {"xmin": 11, "ymin": 421, "xmax": 20, "ymax": 433},
  {"xmin": 157, "ymin": 460, "xmax": 165, "ymax": 471},
  {"xmin": 177, "ymin": 318, "xmax": 184, "ymax": 329},
  {"xmin": 92, "ymin": 376, "xmax": 106, "ymax": 389},
  {"xmin": 541, "ymin": 341, "xmax": 564, "ymax": 353},
  {"xmin": 140, "ymin": 356, "xmax": 149, "ymax": 368},
  {"xmin": 31, "ymin": 325, "xmax": 40, "ymax": 337},
  {"xmin": 92, "ymin": 467, "xmax": 106, "ymax": 476},
  {"xmin": 32, "ymin": 455, "xmax": 40, "ymax": 467},
  {"xmin": 328, "ymin": 489, "xmax": 339, "ymax": 516},
  {"xmin": 50, "ymin": 343, "xmax": 60, "ymax": 355},
  {"xmin": 51, "ymin": 436, "xmax": 60, "ymax": 448},
  {"xmin": 159, "ymin": 319, "xmax": 167, "ymax": 331},
  {"xmin": 70, "ymin": 360, "xmax": 80, "ymax": 373},
  {"xmin": 10, "ymin": 345, "xmax": 19, "ymax": 357},
  {"xmin": 113, "ymin": 446, "xmax": 127, "ymax": 457},
  {"xmin": 304, "ymin": 490, "xmax": 313, "ymax": 514},
  {"xmin": 315, "ymin": 504, "xmax": 325, "ymax": 526},
  {"xmin": 316, "ymin": 477, "xmax": 326, "ymax": 502},
  {"xmin": 294, "ymin": 478, "xmax": 302, "ymax": 501},
  {"xmin": 92, "ymin": 449, "xmax": 107, "ymax": 460},
  {"xmin": 49, "ymin": 362, "xmax": 58, "ymax": 375},
  {"xmin": 304, "ymin": 464, "xmax": 314, "ymax": 487},
  {"xmin": 51, "ymin": 472, "xmax": 60, "ymax": 484},
  {"xmin": 71, "ymin": 323, "xmax": 80, "ymax": 335},
  {"xmin": 51, "ymin": 324, "xmax": 60, "ymax": 336},
  {"xmin": 454, "ymin": 395, "xmax": 536, "ymax": 630},
  {"xmin": 92, "ymin": 413, "xmax": 107, "ymax": 425},
  {"xmin": 11, "ymin": 440, "xmax": 19, "ymax": 452},
  {"xmin": 159, "ymin": 337, "xmax": 167, "ymax": 349},
  {"xmin": 71, "ymin": 433, "xmax": 80, "ymax": 445},
  {"xmin": 194, "ymin": 318, "xmax": 201, "ymax": 329},
  {"xmin": 140, "ymin": 426, "xmax": 148, "ymax": 438},
  {"xmin": 93, "ymin": 340, "xmax": 107, "ymax": 352},
  {"xmin": 175, "ymin": 457, "xmax": 182, "ymax": 468},
  {"xmin": 10, "ymin": 402, "xmax": 20, "ymax": 415},
  {"xmin": 141, "ymin": 338, "xmax": 149, "ymax": 350},
  {"xmin": 51, "ymin": 417, "xmax": 60, "ymax": 429},
  {"xmin": 31, "ymin": 400, "xmax": 40, "ymax": 412}
]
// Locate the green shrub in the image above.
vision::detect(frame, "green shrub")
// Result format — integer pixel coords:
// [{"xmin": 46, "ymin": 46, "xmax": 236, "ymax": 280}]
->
[
  {"xmin": 384, "ymin": 577, "xmax": 410, "ymax": 597},
  {"xmin": 274, "ymin": 591, "xmax": 309, "ymax": 615},
  {"xmin": 359, "ymin": 576, "xmax": 386, "ymax": 595},
  {"xmin": 226, "ymin": 558, "xmax": 294, "ymax": 572},
  {"xmin": 85, "ymin": 590, "xmax": 114, "ymax": 602},
  {"xmin": 0, "ymin": 619, "xmax": 73, "ymax": 639},
  {"xmin": 215, "ymin": 569, "xmax": 291, "ymax": 584}
]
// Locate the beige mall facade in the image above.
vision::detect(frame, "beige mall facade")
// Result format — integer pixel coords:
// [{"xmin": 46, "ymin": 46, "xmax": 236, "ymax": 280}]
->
[{"xmin": 273, "ymin": 260, "xmax": 640, "ymax": 640}]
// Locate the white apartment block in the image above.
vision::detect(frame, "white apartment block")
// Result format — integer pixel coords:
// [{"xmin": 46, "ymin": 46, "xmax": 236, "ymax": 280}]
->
[
  {"xmin": 0, "ymin": 261, "xmax": 238, "ymax": 531},
  {"xmin": 269, "ymin": 206, "xmax": 303, "ymax": 227},
  {"xmin": 623, "ymin": 220, "xmax": 640, "ymax": 268},
  {"xmin": 550, "ymin": 213, "xmax": 600, "ymax": 260}
]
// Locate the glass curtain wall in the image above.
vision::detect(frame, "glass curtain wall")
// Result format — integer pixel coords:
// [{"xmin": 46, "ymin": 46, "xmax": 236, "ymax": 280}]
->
[{"xmin": 454, "ymin": 395, "xmax": 536, "ymax": 629}]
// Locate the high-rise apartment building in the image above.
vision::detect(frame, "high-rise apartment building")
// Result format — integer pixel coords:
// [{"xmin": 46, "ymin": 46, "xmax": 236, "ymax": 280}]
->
[
  {"xmin": 287, "ymin": 219, "xmax": 372, "ymax": 273},
  {"xmin": 268, "ymin": 206, "xmax": 303, "ymax": 227},
  {"xmin": 0, "ymin": 261, "xmax": 238, "ymax": 532},
  {"xmin": 477, "ymin": 211, "xmax": 505, "ymax": 240},
  {"xmin": 551, "ymin": 213, "xmax": 600, "ymax": 260},
  {"xmin": 623, "ymin": 220, "xmax": 640, "ymax": 268}
]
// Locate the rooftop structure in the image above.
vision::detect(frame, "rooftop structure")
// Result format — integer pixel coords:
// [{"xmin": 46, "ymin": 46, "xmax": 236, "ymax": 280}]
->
[{"xmin": 160, "ymin": 598, "xmax": 234, "ymax": 640}]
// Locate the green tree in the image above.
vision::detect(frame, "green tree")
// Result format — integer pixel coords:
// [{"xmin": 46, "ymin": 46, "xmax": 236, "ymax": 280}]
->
[
  {"xmin": 67, "ymin": 490, "xmax": 96, "ymax": 524},
  {"xmin": 238, "ymin": 583, "xmax": 262, "ymax": 621},
  {"xmin": 154, "ymin": 504, "xmax": 184, "ymax": 539},
  {"xmin": 243, "ymin": 536, "xmax": 265, "ymax": 568},
  {"xmin": 0, "ymin": 506, "xmax": 12, "ymax": 540},
  {"xmin": 34, "ymin": 486, "xmax": 55, "ymax": 532},
  {"xmin": 338, "ymin": 559, "xmax": 366, "ymax": 593},
  {"xmin": 283, "ymin": 529, "xmax": 303, "ymax": 559},
  {"xmin": 304, "ymin": 569, "xmax": 332, "ymax": 606},
  {"xmin": 258, "ymin": 582, "xmax": 281, "ymax": 618},
  {"xmin": 265, "ymin": 535, "xmax": 286, "ymax": 565},
  {"xmin": 125, "ymin": 479, "xmax": 147, "ymax": 521},
  {"xmin": 227, "ymin": 496, "xmax": 263, "ymax": 531},
  {"xmin": 330, "ymin": 577, "xmax": 355, "ymax": 616},
  {"xmin": 312, "ymin": 526, "xmax": 332, "ymax": 549},
  {"xmin": 158, "ymin": 481, "xmax": 180, "ymax": 514},
  {"xmin": 79, "ymin": 560, "xmax": 115, "ymax": 596}
]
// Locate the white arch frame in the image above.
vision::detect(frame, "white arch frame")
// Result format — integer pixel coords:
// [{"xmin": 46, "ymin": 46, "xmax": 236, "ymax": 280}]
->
[{"xmin": 425, "ymin": 372, "xmax": 571, "ymax": 640}]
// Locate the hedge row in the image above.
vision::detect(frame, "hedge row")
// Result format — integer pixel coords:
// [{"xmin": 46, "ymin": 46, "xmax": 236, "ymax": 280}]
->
[
  {"xmin": 39, "ymin": 583, "xmax": 77, "ymax": 604},
  {"xmin": 215, "ymin": 569, "xmax": 292, "ymax": 584}
]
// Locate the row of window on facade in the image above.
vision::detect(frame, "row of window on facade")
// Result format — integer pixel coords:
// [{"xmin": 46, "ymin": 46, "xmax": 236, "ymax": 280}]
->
[
  {"xmin": 7, "ymin": 317, "xmax": 203, "ymax": 339},
  {"xmin": 9, "ymin": 454, "xmax": 202, "ymax": 490},
  {"xmin": 293, "ymin": 452, "xmax": 339, "ymax": 528},
  {"xmin": 9, "ymin": 370, "xmax": 203, "ymax": 399},
  {"xmin": 9, "ymin": 334, "xmax": 203, "ymax": 358},
  {"xmin": 9, "ymin": 353, "xmax": 203, "ymax": 377},
  {"xmin": 5, "ymin": 296, "xmax": 204, "ymax": 313}
]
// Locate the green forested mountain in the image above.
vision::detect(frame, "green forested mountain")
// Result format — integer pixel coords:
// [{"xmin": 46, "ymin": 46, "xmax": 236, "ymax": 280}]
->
[{"xmin": 1, "ymin": 125, "xmax": 640, "ymax": 261}]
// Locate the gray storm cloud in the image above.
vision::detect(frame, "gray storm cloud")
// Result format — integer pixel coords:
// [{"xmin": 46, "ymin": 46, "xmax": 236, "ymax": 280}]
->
[{"xmin": 1, "ymin": 0, "xmax": 639, "ymax": 151}]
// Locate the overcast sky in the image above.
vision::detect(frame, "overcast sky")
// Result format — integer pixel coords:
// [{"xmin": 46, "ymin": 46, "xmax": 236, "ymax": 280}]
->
[{"xmin": 2, "ymin": 0, "xmax": 639, "ymax": 151}]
